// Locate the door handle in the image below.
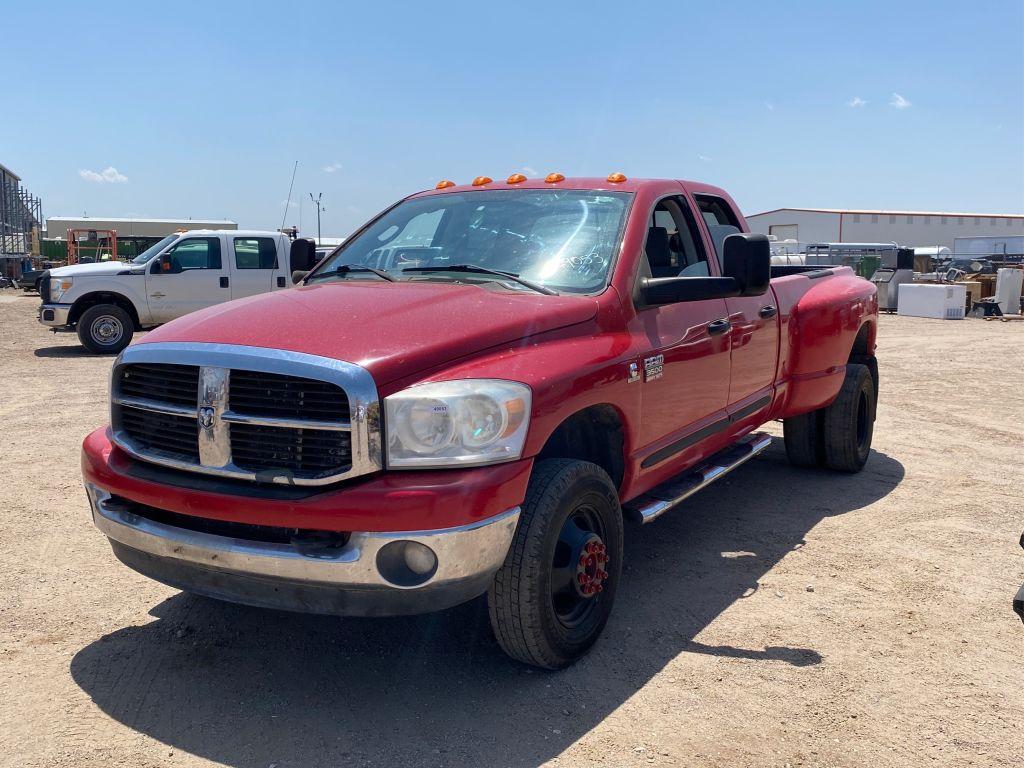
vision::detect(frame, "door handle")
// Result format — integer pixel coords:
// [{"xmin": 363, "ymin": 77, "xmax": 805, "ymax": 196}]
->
[
  {"xmin": 276, "ymin": 276, "xmax": 286, "ymax": 288},
  {"xmin": 219, "ymin": 276, "xmax": 229, "ymax": 288},
  {"xmin": 758, "ymin": 305, "xmax": 778, "ymax": 319},
  {"xmin": 707, "ymin": 318, "xmax": 732, "ymax": 335}
]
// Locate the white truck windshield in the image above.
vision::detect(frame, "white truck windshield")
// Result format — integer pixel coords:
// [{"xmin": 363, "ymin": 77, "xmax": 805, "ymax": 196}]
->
[{"xmin": 131, "ymin": 234, "xmax": 180, "ymax": 265}]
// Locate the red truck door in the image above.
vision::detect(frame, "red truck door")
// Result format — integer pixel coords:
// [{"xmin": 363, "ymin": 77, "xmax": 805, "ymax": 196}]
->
[
  {"xmin": 628, "ymin": 195, "xmax": 732, "ymax": 458},
  {"xmin": 693, "ymin": 193, "xmax": 780, "ymax": 411}
]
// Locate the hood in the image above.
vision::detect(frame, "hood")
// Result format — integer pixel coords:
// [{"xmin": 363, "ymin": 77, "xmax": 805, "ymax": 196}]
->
[
  {"xmin": 141, "ymin": 281, "xmax": 599, "ymax": 386},
  {"xmin": 49, "ymin": 261, "xmax": 141, "ymax": 278}
]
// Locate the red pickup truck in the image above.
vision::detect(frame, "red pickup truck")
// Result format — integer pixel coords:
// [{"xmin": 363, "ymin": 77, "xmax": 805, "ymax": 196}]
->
[{"xmin": 82, "ymin": 175, "xmax": 878, "ymax": 669}]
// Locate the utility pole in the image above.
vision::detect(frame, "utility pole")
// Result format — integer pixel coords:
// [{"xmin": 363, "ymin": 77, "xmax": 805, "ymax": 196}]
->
[{"xmin": 309, "ymin": 192, "xmax": 324, "ymax": 246}]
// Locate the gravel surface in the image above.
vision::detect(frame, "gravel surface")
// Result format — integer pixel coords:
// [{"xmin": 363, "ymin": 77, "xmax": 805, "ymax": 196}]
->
[{"xmin": 1, "ymin": 291, "xmax": 1021, "ymax": 767}]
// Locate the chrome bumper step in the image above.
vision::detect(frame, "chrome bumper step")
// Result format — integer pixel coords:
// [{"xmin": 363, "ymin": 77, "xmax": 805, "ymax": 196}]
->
[{"xmin": 624, "ymin": 432, "xmax": 773, "ymax": 524}]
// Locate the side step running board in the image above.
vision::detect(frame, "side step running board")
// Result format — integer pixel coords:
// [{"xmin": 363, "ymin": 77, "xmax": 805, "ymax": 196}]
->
[{"xmin": 624, "ymin": 432, "xmax": 773, "ymax": 524}]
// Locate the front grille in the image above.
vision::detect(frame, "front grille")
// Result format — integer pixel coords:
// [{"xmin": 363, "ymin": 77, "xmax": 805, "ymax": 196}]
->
[
  {"xmin": 113, "ymin": 359, "xmax": 363, "ymax": 484},
  {"xmin": 39, "ymin": 271, "xmax": 51, "ymax": 303},
  {"xmin": 120, "ymin": 405, "xmax": 200, "ymax": 461},
  {"xmin": 231, "ymin": 422, "xmax": 352, "ymax": 475},
  {"xmin": 229, "ymin": 370, "xmax": 348, "ymax": 421},
  {"xmin": 120, "ymin": 363, "xmax": 199, "ymax": 408}
]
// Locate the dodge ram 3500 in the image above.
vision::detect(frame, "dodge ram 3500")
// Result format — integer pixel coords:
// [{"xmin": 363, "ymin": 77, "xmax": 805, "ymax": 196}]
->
[
  {"xmin": 40, "ymin": 231, "xmax": 320, "ymax": 354},
  {"xmin": 82, "ymin": 175, "xmax": 878, "ymax": 669}
]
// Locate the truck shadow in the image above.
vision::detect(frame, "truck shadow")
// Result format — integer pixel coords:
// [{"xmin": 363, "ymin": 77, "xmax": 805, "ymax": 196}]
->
[
  {"xmin": 34, "ymin": 345, "xmax": 99, "ymax": 358},
  {"xmin": 70, "ymin": 445, "xmax": 903, "ymax": 767}
]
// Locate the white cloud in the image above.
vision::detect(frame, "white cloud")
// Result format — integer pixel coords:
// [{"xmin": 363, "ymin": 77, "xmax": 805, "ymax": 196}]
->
[
  {"xmin": 889, "ymin": 92, "xmax": 911, "ymax": 109},
  {"xmin": 79, "ymin": 166, "xmax": 128, "ymax": 183},
  {"xmin": 698, "ymin": 154, "xmax": 712, "ymax": 163},
  {"xmin": 322, "ymin": 162, "xmax": 343, "ymax": 173},
  {"xmin": 280, "ymin": 199, "xmax": 299, "ymax": 208},
  {"xmin": 522, "ymin": 166, "xmax": 538, "ymax": 176},
  {"xmin": 847, "ymin": 96, "xmax": 867, "ymax": 108},
  {"xmin": 765, "ymin": 102, "xmax": 775, "ymax": 111}
]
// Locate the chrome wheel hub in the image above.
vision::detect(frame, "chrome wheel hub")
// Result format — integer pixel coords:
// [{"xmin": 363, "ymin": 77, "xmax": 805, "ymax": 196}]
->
[{"xmin": 93, "ymin": 316, "xmax": 123, "ymax": 344}]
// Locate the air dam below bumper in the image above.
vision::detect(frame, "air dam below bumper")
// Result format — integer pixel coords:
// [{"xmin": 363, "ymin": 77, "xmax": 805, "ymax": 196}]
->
[{"xmin": 86, "ymin": 484, "xmax": 520, "ymax": 617}]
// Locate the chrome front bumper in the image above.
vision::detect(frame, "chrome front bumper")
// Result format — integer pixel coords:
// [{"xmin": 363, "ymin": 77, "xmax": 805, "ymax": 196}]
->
[
  {"xmin": 38, "ymin": 303, "xmax": 71, "ymax": 327},
  {"xmin": 86, "ymin": 484, "xmax": 520, "ymax": 616}
]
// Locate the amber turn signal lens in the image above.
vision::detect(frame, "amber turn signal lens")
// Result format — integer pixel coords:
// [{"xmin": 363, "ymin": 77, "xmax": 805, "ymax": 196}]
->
[
  {"xmin": 506, "ymin": 173, "xmax": 527, "ymax": 184},
  {"xmin": 607, "ymin": 172, "xmax": 627, "ymax": 183},
  {"xmin": 435, "ymin": 180, "xmax": 456, "ymax": 189},
  {"xmin": 472, "ymin": 176, "xmax": 493, "ymax": 186},
  {"xmin": 545, "ymin": 173, "xmax": 565, "ymax": 183}
]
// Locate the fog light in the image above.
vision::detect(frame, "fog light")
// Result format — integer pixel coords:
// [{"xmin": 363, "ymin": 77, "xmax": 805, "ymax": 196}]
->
[
  {"xmin": 403, "ymin": 541, "xmax": 437, "ymax": 575},
  {"xmin": 376, "ymin": 540, "xmax": 438, "ymax": 587}
]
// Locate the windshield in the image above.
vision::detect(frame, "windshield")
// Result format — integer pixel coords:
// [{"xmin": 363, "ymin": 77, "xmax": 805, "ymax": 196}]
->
[
  {"xmin": 311, "ymin": 190, "xmax": 632, "ymax": 293},
  {"xmin": 131, "ymin": 234, "xmax": 179, "ymax": 265}
]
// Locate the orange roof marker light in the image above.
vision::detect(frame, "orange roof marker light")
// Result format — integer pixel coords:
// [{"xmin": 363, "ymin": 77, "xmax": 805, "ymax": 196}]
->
[
  {"xmin": 436, "ymin": 180, "xmax": 456, "ymax": 189},
  {"xmin": 506, "ymin": 173, "xmax": 527, "ymax": 184},
  {"xmin": 545, "ymin": 172, "xmax": 565, "ymax": 183},
  {"xmin": 472, "ymin": 176, "xmax": 493, "ymax": 186},
  {"xmin": 607, "ymin": 172, "xmax": 628, "ymax": 183}
]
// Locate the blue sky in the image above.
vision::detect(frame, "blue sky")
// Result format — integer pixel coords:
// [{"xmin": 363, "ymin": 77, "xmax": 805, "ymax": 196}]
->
[{"xmin": 3, "ymin": 0, "xmax": 1022, "ymax": 236}]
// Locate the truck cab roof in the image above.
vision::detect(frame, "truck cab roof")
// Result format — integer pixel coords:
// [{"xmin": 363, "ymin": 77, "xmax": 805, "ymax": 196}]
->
[{"xmin": 411, "ymin": 176, "xmax": 736, "ymax": 200}]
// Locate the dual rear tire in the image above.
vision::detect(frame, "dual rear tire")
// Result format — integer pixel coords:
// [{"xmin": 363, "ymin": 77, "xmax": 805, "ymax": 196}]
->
[{"xmin": 783, "ymin": 362, "xmax": 876, "ymax": 473}]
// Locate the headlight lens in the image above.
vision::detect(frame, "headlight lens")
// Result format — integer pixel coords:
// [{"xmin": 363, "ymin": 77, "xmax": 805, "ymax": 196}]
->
[
  {"xmin": 385, "ymin": 379, "xmax": 531, "ymax": 468},
  {"xmin": 49, "ymin": 277, "xmax": 73, "ymax": 302}
]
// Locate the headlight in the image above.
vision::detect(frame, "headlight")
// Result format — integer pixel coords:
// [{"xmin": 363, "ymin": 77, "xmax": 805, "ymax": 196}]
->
[
  {"xmin": 49, "ymin": 277, "xmax": 73, "ymax": 302},
  {"xmin": 385, "ymin": 379, "xmax": 531, "ymax": 468}
]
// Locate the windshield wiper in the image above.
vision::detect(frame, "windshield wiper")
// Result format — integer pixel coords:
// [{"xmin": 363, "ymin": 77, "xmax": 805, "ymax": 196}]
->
[
  {"xmin": 306, "ymin": 264, "xmax": 395, "ymax": 282},
  {"xmin": 401, "ymin": 263, "xmax": 558, "ymax": 295}
]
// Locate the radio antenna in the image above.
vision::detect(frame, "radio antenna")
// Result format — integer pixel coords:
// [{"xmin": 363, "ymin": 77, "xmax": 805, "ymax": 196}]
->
[{"xmin": 280, "ymin": 160, "xmax": 298, "ymax": 230}]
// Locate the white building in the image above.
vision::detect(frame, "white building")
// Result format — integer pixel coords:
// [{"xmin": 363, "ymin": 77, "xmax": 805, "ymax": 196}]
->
[
  {"xmin": 746, "ymin": 207, "xmax": 1024, "ymax": 252},
  {"xmin": 45, "ymin": 216, "xmax": 237, "ymax": 239}
]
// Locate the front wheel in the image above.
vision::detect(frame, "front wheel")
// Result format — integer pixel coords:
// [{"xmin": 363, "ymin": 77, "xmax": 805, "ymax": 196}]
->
[
  {"xmin": 77, "ymin": 304, "xmax": 134, "ymax": 355},
  {"xmin": 488, "ymin": 459, "xmax": 623, "ymax": 669}
]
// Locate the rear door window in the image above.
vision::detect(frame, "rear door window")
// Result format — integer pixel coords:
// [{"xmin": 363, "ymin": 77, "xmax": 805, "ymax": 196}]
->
[
  {"xmin": 694, "ymin": 194, "xmax": 742, "ymax": 262},
  {"xmin": 233, "ymin": 237, "xmax": 278, "ymax": 269}
]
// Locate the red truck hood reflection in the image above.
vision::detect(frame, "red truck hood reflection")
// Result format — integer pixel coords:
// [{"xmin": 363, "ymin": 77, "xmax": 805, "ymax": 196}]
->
[{"xmin": 139, "ymin": 281, "xmax": 599, "ymax": 386}]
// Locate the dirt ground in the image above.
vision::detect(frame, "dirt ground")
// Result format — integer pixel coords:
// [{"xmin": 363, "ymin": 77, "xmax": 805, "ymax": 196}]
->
[{"xmin": 0, "ymin": 290, "xmax": 1021, "ymax": 768}]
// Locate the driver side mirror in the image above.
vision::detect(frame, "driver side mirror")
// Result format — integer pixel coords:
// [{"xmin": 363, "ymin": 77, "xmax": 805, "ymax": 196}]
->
[
  {"xmin": 638, "ymin": 232, "xmax": 771, "ymax": 306},
  {"xmin": 722, "ymin": 233, "xmax": 770, "ymax": 297}
]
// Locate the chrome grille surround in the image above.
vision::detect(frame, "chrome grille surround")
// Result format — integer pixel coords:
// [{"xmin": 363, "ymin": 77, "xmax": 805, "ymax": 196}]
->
[{"xmin": 110, "ymin": 342, "xmax": 382, "ymax": 485}]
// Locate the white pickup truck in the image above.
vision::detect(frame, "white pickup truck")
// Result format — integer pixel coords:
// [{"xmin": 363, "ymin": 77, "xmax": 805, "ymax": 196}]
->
[{"xmin": 39, "ymin": 230, "xmax": 320, "ymax": 353}]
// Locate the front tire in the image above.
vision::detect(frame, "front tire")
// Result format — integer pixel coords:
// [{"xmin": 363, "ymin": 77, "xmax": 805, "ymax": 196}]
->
[
  {"xmin": 488, "ymin": 459, "xmax": 623, "ymax": 670},
  {"xmin": 77, "ymin": 304, "xmax": 133, "ymax": 355}
]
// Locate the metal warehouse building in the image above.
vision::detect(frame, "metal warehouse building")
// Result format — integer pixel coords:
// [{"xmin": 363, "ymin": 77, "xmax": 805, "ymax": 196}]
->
[
  {"xmin": 746, "ymin": 208, "xmax": 1024, "ymax": 251},
  {"xmin": 44, "ymin": 216, "xmax": 237, "ymax": 239}
]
